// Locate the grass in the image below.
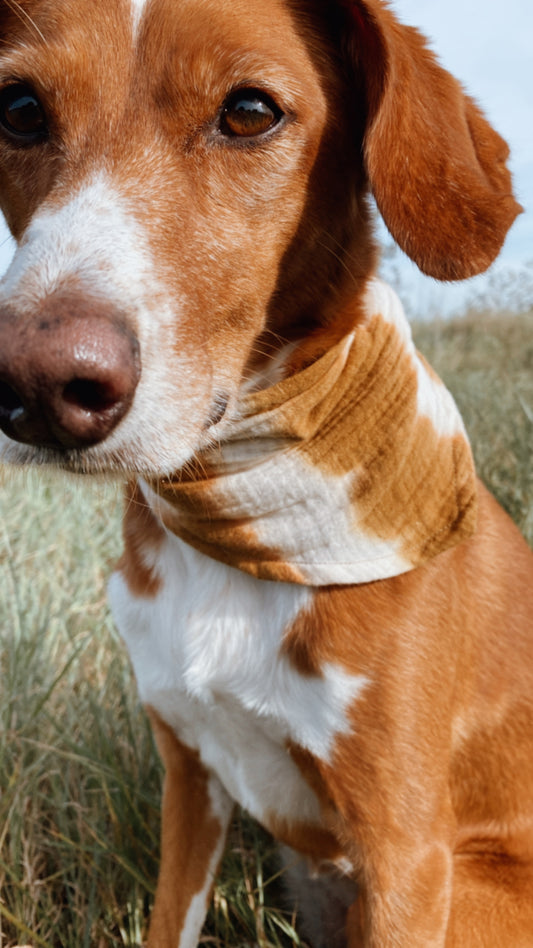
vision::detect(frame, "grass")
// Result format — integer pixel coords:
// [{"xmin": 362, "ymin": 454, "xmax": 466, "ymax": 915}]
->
[
  {"xmin": 0, "ymin": 309, "xmax": 532, "ymax": 946},
  {"xmin": 413, "ymin": 311, "xmax": 533, "ymax": 543},
  {"xmin": 0, "ymin": 476, "xmax": 295, "ymax": 947}
]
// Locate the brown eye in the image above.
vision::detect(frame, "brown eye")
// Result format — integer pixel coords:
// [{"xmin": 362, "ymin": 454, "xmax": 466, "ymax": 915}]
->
[
  {"xmin": 0, "ymin": 83, "xmax": 48, "ymax": 144},
  {"xmin": 220, "ymin": 89, "xmax": 282, "ymax": 139}
]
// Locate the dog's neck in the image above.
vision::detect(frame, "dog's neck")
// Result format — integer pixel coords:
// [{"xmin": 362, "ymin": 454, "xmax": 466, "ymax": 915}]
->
[{"xmin": 149, "ymin": 279, "xmax": 477, "ymax": 585}]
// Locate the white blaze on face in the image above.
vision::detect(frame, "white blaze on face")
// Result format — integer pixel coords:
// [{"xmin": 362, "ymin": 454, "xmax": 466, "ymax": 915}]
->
[
  {"xmin": 0, "ymin": 173, "xmax": 154, "ymax": 311},
  {"xmin": 0, "ymin": 172, "xmax": 204, "ymax": 475},
  {"xmin": 130, "ymin": 0, "xmax": 151, "ymax": 38}
]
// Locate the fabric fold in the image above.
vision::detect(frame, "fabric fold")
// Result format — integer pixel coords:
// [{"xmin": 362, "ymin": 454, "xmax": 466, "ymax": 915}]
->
[{"xmin": 151, "ymin": 279, "xmax": 477, "ymax": 585}]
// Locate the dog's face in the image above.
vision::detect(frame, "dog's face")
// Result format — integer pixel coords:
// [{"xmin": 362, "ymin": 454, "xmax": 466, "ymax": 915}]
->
[
  {"xmin": 0, "ymin": 0, "xmax": 520, "ymax": 476},
  {"xmin": 0, "ymin": 0, "xmax": 364, "ymax": 475}
]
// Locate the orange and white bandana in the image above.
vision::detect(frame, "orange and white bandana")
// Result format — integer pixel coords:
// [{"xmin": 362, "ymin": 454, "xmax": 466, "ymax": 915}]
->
[{"xmin": 151, "ymin": 280, "xmax": 477, "ymax": 585}]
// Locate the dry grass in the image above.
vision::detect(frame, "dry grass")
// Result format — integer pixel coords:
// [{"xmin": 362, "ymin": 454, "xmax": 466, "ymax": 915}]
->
[
  {"xmin": 0, "ymin": 310, "xmax": 531, "ymax": 946},
  {"xmin": 413, "ymin": 311, "xmax": 533, "ymax": 545}
]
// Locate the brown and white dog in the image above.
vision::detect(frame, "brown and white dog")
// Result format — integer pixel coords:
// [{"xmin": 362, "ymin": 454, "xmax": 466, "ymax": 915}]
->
[{"xmin": 0, "ymin": 0, "xmax": 532, "ymax": 945}]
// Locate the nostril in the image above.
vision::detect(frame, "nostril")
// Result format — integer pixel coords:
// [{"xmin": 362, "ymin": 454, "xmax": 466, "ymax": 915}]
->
[
  {"xmin": 63, "ymin": 377, "xmax": 121, "ymax": 414},
  {"xmin": 0, "ymin": 380, "xmax": 25, "ymax": 422}
]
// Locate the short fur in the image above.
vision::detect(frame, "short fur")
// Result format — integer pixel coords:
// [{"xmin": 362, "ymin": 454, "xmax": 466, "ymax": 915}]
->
[{"xmin": 0, "ymin": 1, "xmax": 531, "ymax": 946}]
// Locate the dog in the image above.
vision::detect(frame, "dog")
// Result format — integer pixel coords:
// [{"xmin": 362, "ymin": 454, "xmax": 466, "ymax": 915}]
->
[{"xmin": 0, "ymin": 0, "xmax": 532, "ymax": 945}]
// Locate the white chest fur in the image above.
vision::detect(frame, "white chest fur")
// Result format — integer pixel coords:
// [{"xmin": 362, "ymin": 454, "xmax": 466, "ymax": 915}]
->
[{"xmin": 109, "ymin": 520, "xmax": 367, "ymax": 830}]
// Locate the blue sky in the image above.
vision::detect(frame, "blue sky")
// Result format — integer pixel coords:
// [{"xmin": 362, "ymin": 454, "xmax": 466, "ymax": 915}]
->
[{"xmin": 0, "ymin": 0, "xmax": 530, "ymax": 315}]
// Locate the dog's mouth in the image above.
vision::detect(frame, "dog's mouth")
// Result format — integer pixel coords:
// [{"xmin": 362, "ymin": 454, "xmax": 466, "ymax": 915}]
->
[
  {"xmin": 0, "ymin": 383, "xmax": 233, "ymax": 480},
  {"xmin": 0, "ymin": 387, "xmax": 140, "ymax": 477},
  {"xmin": 0, "ymin": 377, "xmax": 133, "ymax": 452},
  {"xmin": 0, "ymin": 434, "xmax": 127, "ymax": 477}
]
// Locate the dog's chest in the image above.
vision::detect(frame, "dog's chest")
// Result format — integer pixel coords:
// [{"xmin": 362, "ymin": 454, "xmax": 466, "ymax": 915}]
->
[{"xmin": 109, "ymin": 523, "xmax": 366, "ymax": 831}]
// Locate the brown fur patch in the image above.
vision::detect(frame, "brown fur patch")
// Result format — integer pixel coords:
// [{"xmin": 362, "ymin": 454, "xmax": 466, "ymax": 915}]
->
[
  {"xmin": 145, "ymin": 707, "xmax": 231, "ymax": 944},
  {"xmin": 116, "ymin": 481, "xmax": 165, "ymax": 597},
  {"xmin": 280, "ymin": 485, "xmax": 533, "ymax": 942},
  {"xmin": 267, "ymin": 811, "xmax": 344, "ymax": 865}
]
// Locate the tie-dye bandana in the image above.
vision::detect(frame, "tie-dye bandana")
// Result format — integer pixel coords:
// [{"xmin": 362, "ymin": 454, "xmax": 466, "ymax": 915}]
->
[{"xmin": 151, "ymin": 280, "xmax": 477, "ymax": 585}]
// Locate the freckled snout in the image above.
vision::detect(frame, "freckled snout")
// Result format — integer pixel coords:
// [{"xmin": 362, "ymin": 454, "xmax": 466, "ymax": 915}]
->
[{"xmin": 0, "ymin": 295, "xmax": 141, "ymax": 450}]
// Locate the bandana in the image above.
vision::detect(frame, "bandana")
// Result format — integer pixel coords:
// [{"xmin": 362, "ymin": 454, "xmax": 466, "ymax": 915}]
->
[{"xmin": 150, "ymin": 279, "xmax": 477, "ymax": 585}]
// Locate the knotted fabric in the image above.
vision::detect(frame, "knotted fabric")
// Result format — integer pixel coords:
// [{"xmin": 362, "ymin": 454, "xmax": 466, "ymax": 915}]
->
[{"xmin": 150, "ymin": 279, "xmax": 477, "ymax": 585}]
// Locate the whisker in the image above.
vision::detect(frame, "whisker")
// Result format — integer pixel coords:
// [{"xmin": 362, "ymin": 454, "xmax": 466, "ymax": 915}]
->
[{"xmin": 4, "ymin": 0, "xmax": 47, "ymax": 43}]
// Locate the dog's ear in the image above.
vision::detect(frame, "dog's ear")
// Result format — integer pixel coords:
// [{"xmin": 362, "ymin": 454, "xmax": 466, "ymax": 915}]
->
[{"xmin": 341, "ymin": 0, "xmax": 521, "ymax": 280}]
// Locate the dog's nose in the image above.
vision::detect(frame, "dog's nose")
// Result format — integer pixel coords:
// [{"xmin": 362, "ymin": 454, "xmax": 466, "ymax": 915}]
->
[{"xmin": 0, "ymin": 297, "xmax": 141, "ymax": 450}]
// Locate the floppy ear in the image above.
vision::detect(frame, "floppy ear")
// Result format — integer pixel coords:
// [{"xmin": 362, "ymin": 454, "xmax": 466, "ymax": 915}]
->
[{"xmin": 342, "ymin": 0, "xmax": 521, "ymax": 280}]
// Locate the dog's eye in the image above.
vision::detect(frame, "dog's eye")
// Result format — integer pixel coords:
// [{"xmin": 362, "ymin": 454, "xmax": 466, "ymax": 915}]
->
[
  {"xmin": 220, "ymin": 89, "xmax": 282, "ymax": 139},
  {"xmin": 0, "ymin": 84, "xmax": 48, "ymax": 144}
]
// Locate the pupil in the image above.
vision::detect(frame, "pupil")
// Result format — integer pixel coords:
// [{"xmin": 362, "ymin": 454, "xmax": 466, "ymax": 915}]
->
[
  {"xmin": 7, "ymin": 94, "xmax": 43, "ymax": 132},
  {"xmin": 234, "ymin": 99, "xmax": 270, "ymax": 126},
  {"xmin": 235, "ymin": 99, "xmax": 266, "ymax": 115},
  {"xmin": 224, "ymin": 95, "xmax": 276, "ymax": 136}
]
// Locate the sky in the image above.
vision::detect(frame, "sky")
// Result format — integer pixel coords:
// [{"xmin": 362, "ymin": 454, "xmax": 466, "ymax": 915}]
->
[{"xmin": 0, "ymin": 0, "xmax": 530, "ymax": 316}]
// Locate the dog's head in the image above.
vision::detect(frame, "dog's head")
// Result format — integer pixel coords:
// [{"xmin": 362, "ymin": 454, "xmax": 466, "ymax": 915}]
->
[{"xmin": 0, "ymin": 0, "xmax": 520, "ymax": 476}]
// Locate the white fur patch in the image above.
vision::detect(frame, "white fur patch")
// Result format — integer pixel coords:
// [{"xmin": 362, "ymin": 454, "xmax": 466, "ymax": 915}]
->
[
  {"xmin": 0, "ymin": 175, "xmax": 152, "ymax": 307},
  {"xmin": 109, "ymin": 500, "xmax": 368, "ymax": 830}
]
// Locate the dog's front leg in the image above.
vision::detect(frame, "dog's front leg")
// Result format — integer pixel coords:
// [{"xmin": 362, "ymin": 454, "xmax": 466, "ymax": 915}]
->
[
  {"xmin": 343, "ymin": 836, "xmax": 453, "ymax": 948},
  {"xmin": 326, "ymin": 734, "xmax": 454, "ymax": 947},
  {"xmin": 146, "ymin": 708, "xmax": 234, "ymax": 948}
]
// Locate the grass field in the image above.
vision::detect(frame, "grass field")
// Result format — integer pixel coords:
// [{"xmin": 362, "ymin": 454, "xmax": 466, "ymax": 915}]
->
[{"xmin": 0, "ymin": 311, "xmax": 531, "ymax": 947}]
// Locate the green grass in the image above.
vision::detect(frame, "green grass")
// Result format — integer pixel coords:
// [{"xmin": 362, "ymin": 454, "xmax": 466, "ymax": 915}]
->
[{"xmin": 0, "ymin": 311, "xmax": 531, "ymax": 946}]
